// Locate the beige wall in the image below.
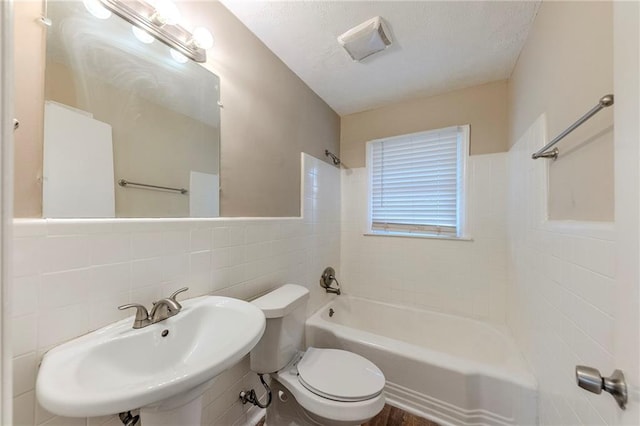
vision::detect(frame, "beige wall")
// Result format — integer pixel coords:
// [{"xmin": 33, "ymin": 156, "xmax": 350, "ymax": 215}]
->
[
  {"xmin": 340, "ymin": 80, "xmax": 509, "ymax": 168},
  {"xmin": 181, "ymin": 1, "xmax": 340, "ymax": 217},
  {"xmin": 508, "ymin": 1, "xmax": 613, "ymax": 221},
  {"xmin": 13, "ymin": 0, "xmax": 340, "ymax": 217},
  {"xmin": 14, "ymin": 1, "xmax": 45, "ymax": 218}
]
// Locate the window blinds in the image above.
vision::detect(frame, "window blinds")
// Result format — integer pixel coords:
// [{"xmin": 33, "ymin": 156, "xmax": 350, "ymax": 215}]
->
[{"xmin": 369, "ymin": 127, "xmax": 463, "ymax": 236}]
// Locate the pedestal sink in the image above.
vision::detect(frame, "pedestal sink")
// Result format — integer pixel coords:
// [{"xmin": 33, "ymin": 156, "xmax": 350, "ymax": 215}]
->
[{"xmin": 36, "ymin": 295, "xmax": 266, "ymax": 425}]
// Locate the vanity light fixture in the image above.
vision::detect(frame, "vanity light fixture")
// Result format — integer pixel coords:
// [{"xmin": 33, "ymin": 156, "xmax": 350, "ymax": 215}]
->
[
  {"xmin": 93, "ymin": 0, "xmax": 213, "ymax": 63},
  {"xmin": 83, "ymin": 0, "xmax": 112, "ymax": 20},
  {"xmin": 192, "ymin": 26, "xmax": 215, "ymax": 50},
  {"xmin": 148, "ymin": 0, "xmax": 181, "ymax": 26}
]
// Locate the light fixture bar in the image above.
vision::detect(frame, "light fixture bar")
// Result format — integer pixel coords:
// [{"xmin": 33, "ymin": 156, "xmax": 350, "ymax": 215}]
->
[{"xmin": 98, "ymin": 0, "xmax": 207, "ymax": 63}]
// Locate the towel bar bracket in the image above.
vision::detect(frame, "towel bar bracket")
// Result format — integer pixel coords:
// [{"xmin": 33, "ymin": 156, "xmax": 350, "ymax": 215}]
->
[
  {"xmin": 531, "ymin": 94, "xmax": 613, "ymax": 160},
  {"xmin": 532, "ymin": 147, "xmax": 559, "ymax": 160}
]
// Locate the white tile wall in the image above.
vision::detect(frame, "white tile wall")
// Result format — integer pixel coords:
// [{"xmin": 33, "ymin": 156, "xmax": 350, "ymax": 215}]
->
[
  {"xmin": 11, "ymin": 137, "xmax": 620, "ymax": 426},
  {"xmin": 507, "ymin": 114, "xmax": 617, "ymax": 425},
  {"xmin": 11, "ymin": 153, "xmax": 340, "ymax": 426},
  {"xmin": 340, "ymin": 153, "xmax": 509, "ymax": 323}
]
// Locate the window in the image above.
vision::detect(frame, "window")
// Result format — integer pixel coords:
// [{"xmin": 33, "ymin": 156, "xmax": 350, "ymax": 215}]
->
[{"xmin": 367, "ymin": 125, "xmax": 469, "ymax": 238}]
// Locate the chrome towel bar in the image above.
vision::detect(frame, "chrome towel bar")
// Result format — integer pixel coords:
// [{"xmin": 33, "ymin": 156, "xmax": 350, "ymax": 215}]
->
[
  {"xmin": 532, "ymin": 94, "xmax": 614, "ymax": 160},
  {"xmin": 118, "ymin": 179, "xmax": 188, "ymax": 194}
]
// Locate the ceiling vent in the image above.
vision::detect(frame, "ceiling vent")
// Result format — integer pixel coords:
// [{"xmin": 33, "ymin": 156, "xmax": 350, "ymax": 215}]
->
[{"xmin": 337, "ymin": 16, "xmax": 392, "ymax": 62}]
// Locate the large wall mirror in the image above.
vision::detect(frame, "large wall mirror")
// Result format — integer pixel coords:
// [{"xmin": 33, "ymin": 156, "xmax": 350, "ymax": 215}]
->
[{"xmin": 43, "ymin": 0, "xmax": 220, "ymax": 218}]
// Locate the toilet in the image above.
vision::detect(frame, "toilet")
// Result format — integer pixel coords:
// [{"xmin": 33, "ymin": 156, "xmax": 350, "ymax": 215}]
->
[{"xmin": 250, "ymin": 284, "xmax": 386, "ymax": 426}]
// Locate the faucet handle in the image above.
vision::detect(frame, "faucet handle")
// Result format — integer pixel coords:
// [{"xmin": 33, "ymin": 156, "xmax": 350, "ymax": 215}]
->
[
  {"xmin": 118, "ymin": 303, "xmax": 151, "ymax": 329},
  {"xmin": 169, "ymin": 287, "xmax": 189, "ymax": 303}
]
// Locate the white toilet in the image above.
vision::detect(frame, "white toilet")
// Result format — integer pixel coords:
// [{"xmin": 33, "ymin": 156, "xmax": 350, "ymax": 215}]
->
[{"xmin": 249, "ymin": 284, "xmax": 386, "ymax": 426}]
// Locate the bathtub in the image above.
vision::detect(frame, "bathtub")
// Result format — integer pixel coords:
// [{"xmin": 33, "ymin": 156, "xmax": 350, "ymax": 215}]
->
[{"xmin": 305, "ymin": 296, "xmax": 537, "ymax": 426}]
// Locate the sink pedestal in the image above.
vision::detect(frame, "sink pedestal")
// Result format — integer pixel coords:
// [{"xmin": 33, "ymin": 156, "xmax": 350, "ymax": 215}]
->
[
  {"xmin": 140, "ymin": 396, "xmax": 202, "ymax": 426},
  {"xmin": 138, "ymin": 378, "xmax": 216, "ymax": 426}
]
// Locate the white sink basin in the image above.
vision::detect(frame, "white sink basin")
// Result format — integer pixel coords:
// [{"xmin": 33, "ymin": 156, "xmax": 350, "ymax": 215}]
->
[{"xmin": 36, "ymin": 296, "xmax": 266, "ymax": 418}]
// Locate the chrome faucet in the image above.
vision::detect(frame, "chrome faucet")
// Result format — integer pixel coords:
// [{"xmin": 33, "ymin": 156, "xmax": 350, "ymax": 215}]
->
[
  {"xmin": 118, "ymin": 287, "xmax": 189, "ymax": 329},
  {"xmin": 149, "ymin": 287, "xmax": 187, "ymax": 322},
  {"xmin": 320, "ymin": 267, "xmax": 341, "ymax": 295}
]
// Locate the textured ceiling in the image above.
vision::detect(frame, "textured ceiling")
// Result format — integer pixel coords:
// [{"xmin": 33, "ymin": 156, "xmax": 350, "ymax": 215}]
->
[{"xmin": 220, "ymin": 1, "xmax": 540, "ymax": 115}]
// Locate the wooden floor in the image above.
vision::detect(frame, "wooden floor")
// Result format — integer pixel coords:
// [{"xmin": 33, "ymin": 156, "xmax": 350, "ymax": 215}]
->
[
  {"xmin": 255, "ymin": 404, "xmax": 438, "ymax": 426},
  {"xmin": 363, "ymin": 405, "xmax": 439, "ymax": 426}
]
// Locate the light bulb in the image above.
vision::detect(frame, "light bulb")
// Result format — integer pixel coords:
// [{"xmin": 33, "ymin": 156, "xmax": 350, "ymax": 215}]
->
[
  {"xmin": 170, "ymin": 49, "xmax": 188, "ymax": 64},
  {"xmin": 83, "ymin": 0, "xmax": 111, "ymax": 19},
  {"xmin": 132, "ymin": 26, "xmax": 154, "ymax": 44},
  {"xmin": 151, "ymin": 0, "xmax": 181, "ymax": 25},
  {"xmin": 192, "ymin": 27, "xmax": 214, "ymax": 50}
]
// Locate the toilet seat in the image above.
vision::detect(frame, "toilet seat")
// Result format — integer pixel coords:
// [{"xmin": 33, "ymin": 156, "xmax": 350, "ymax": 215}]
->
[{"xmin": 296, "ymin": 347, "xmax": 385, "ymax": 402}]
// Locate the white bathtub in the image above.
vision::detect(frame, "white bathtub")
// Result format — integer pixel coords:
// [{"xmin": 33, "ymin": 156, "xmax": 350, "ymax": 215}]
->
[{"xmin": 305, "ymin": 296, "xmax": 537, "ymax": 426}]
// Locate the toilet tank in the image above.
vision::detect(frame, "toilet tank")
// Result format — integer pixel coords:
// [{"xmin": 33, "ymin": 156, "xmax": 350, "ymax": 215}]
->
[{"xmin": 249, "ymin": 284, "xmax": 310, "ymax": 374}]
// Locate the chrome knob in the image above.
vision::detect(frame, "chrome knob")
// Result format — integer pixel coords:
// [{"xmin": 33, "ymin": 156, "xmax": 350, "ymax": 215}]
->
[
  {"xmin": 576, "ymin": 365, "xmax": 627, "ymax": 410},
  {"xmin": 576, "ymin": 366, "xmax": 604, "ymax": 394}
]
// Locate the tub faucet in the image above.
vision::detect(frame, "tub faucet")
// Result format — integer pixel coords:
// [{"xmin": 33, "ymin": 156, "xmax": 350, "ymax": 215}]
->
[{"xmin": 320, "ymin": 267, "xmax": 341, "ymax": 295}]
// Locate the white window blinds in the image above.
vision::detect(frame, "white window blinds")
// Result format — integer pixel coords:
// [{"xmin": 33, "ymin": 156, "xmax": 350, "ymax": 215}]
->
[{"xmin": 368, "ymin": 126, "xmax": 468, "ymax": 237}]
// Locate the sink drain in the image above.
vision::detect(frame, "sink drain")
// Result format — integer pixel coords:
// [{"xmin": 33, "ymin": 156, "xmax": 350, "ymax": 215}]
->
[{"xmin": 161, "ymin": 329, "xmax": 169, "ymax": 337}]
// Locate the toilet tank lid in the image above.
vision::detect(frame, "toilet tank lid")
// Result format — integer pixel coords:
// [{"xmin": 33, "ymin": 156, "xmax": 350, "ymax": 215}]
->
[{"xmin": 251, "ymin": 284, "xmax": 310, "ymax": 318}]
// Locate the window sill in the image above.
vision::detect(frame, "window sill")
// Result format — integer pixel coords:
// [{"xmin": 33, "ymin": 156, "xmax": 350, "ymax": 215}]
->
[{"xmin": 364, "ymin": 232, "xmax": 473, "ymax": 242}]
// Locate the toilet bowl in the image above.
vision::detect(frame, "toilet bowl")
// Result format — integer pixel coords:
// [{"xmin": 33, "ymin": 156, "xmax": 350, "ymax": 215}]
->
[
  {"xmin": 249, "ymin": 284, "xmax": 386, "ymax": 425},
  {"xmin": 270, "ymin": 348, "xmax": 385, "ymax": 425}
]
